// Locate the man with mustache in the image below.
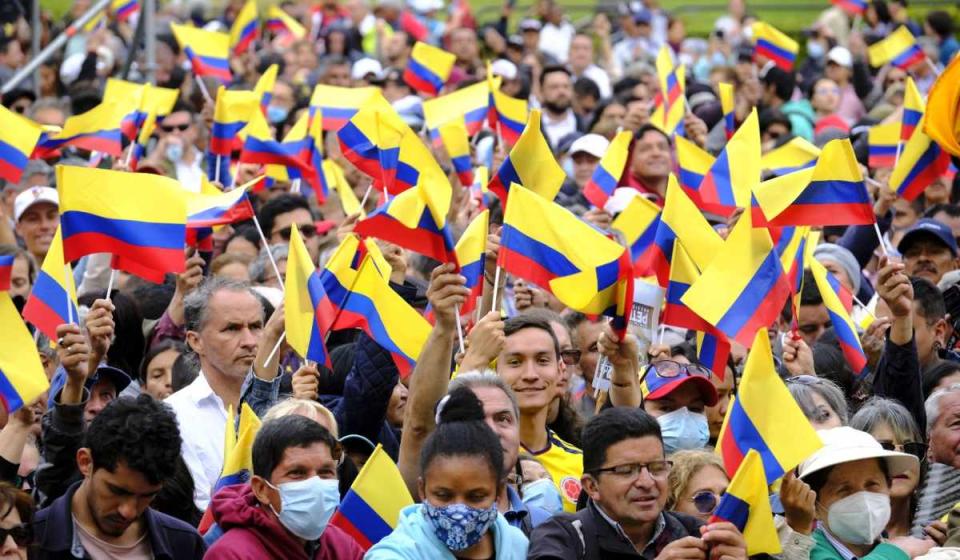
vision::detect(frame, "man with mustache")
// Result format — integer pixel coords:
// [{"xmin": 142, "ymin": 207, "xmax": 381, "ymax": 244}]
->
[
  {"xmin": 166, "ymin": 278, "xmax": 285, "ymax": 511},
  {"xmin": 898, "ymin": 219, "xmax": 959, "ymax": 285}
]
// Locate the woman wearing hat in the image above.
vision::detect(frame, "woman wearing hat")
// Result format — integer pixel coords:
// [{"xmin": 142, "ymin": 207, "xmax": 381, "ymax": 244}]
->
[{"xmin": 798, "ymin": 427, "xmax": 936, "ymax": 560}]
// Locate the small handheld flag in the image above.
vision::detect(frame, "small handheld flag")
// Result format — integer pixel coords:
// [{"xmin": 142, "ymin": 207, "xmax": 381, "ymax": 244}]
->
[
  {"xmin": 487, "ymin": 109, "xmax": 564, "ymax": 204},
  {"xmin": 229, "ymin": 0, "xmax": 259, "ymax": 55},
  {"xmin": 583, "ymin": 130, "xmax": 632, "ymax": 209},
  {"xmin": 868, "ymin": 26, "xmax": 925, "ymax": 69},
  {"xmin": 404, "ymin": 42, "xmax": 456, "ymax": 97},
  {"xmin": 751, "ymin": 21, "xmax": 798, "ymax": 70},
  {"xmin": 0, "ymin": 293, "xmax": 51, "ymax": 415},
  {"xmin": 171, "ymin": 23, "xmax": 233, "ymax": 84},
  {"xmin": 710, "ymin": 450, "xmax": 782, "ymax": 555}
]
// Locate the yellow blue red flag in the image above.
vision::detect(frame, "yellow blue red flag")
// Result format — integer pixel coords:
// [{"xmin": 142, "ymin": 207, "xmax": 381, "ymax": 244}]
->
[
  {"xmin": 868, "ymin": 123, "xmax": 900, "ymax": 168},
  {"xmin": 811, "ymin": 258, "xmax": 867, "ymax": 377},
  {"xmin": 0, "ymin": 105, "xmax": 43, "ymax": 184},
  {"xmin": 612, "ymin": 195, "xmax": 661, "ymax": 277},
  {"xmin": 57, "ymin": 166, "xmax": 187, "ymax": 274},
  {"xmin": 719, "ymin": 82, "xmax": 735, "ymax": 140},
  {"xmin": 310, "ymin": 84, "xmax": 380, "ymax": 131},
  {"xmin": 22, "ymin": 226, "xmax": 79, "ymax": 342},
  {"xmin": 0, "ymin": 293, "xmax": 50, "ymax": 414},
  {"xmin": 438, "ymin": 118, "xmax": 474, "ymax": 186},
  {"xmin": 760, "ymin": 136, "xmax": 819, "ymax": 176},
  {"xmin": 751, "ymin": 22, "xmax": 798, "ymax": 71},
  {"xmin": 330, "ymin": 444, "xmax": 413, "ymax": 550},
  {"xmin": 424, "ymin": 79, "xmax": 490, "ymax": 145},
  {"xmin": 717, "ymin": 328, "xmax": 822, "ymax": 479},
  {"xmin": 681, "ymin": 210, "xmax": 791, "ymax": 347},
  {"xmin": 487, "ymin": 109, "xmax": 564, "ymax": 203},
  {"xmin": 889, "ymin": 114, "xmax": 951, "ymax": 201},
  {"xmin": 675, "ymin": 135, "xmax": 714, "ymax": 205},
  {"xmin": 171, "ymin": 23, "xmax": 232, "ymax": 84},
  {"xmin": 696, "ymin": 108, "xmax": 761, "ymax": 216},
  {"xmin": 868, "ymin": 25, "xmax": 925, "ymax": 69},
  {"xmin": 486, "ymin": 68, "xmax": 526, "ymax": 147},
  {"xmin": 902, "ymin": 77, "xmax": 924, "ymax": 143},
  {"xmin": 404, "ymin": 41, "xmax": 456, "ymax": 97},
  {"xmin": 710, "ymin": 449, "xmax": 782, "ymax": 555},
  {"xmin": 583, "ymin": 130, "xmax": 632, "ymax": 209},
  {"xmin": 265, "ymin": 6, "xmax": 306, "ymax": 39},
  {"xmin": 286, "ymin": 225, "xmax": 337, "ymax": 367},
  {"xmin": 230, "ymin": 0, "xmax": 259, "ymax": 55}
]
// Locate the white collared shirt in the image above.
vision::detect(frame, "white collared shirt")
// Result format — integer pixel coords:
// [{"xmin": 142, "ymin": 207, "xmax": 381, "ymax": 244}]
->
[{"xmin": 165, "ymin": 372, "xmax": 229, "ymax": 511}]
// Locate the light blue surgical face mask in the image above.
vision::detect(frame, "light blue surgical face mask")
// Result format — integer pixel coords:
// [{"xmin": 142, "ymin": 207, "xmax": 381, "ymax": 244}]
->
[
  {"xmin": 422, "ymin": 501, "xmax": 498, "ymax": 551},
  {"xmin": 165, "ymin": 141, "xmax": 183, "ymax": 162},
  {"xmin": 266, "ymin": 104, "xmax": 289, "ymax": 124},
  {"xmin": 807, "ymin": 41, "xmax": 826, "ymax": 60},
  {"xmin": 265, "ymin": 477, "xmax": 340, "ymax": 541},
  {"xmin": 521, "ymin": 478, "xmax": 564, "ymax": 515},
  {"xmin": 657, "ymin": 407, "xmax": 709, "ymax": 454}
]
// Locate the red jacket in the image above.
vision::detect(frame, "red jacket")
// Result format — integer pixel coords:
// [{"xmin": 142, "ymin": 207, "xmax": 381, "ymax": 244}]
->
[{"xmin": 204, "ymin": 484, "xmax": 364, "ymax": 560}]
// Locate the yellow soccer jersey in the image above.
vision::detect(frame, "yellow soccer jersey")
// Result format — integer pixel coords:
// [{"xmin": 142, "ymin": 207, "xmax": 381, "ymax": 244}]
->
[{"xmin": 523, "ymin": 430, "xmax": 583, "ymax": 513}]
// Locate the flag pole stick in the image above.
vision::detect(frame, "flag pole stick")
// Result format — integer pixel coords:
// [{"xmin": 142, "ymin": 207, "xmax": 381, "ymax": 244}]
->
[
  {"xmin": 359, "ymin": 183, "xmax": 373, "ymax": 210},
  {"xmin": 105, "ymin": 268, "xmax": 117, "ymax": 300},
  {"xmin": 214, "ymin": 154, "xmax": 222, "ymax": 184},
  {"xmin": 195, "ymin": 75, "xmax": 214, "ymax": 104},
  {"xmin": 851, "ymin": 294, "xmax": 877, "ymax": 320},
  {"xmin": 454, "ymin": 304, "xmax": 466, "ymax": 355},
  {"xmin": 122, "ymin": 142, "xmax": 135, "ymax": 167},
  {"xmin": 893, "ymin": 141, "xmax": 902, "ymax": 169},
  {"xmin": 873, "ymin": 222, "xmax": 890, "ymax": 257},
  {"xmin": 490, "ymin": 266, "xmax": 502, "ymax": 313},
  {"xmin": 251, "ymin": 214, "xmax": 285, "ymax": 291},
  {"xmin": 291, "ymin": 178, "xmax": 301, "ymax": 194},
  {"xmin": 925, "ymin": 58, "xmax": 941, "ymax": 77},
  {"xmin": 64, "ymin": 264, "xmax": 74, "ymax": 324},
  {"xmin": 262, "ymin": 331, "xmax": 286, "ymax": 369},
  {"xmin": 495, "ymin": 121, "xmax": 505, "ymax": 151},
  {"xmin": 658, "ymin": 323, "xmax": 666, "ymax": 345}
]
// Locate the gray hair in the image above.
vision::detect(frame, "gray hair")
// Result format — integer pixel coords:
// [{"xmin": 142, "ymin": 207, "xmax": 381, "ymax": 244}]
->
[
  {"xmin": 18, "ymin": 160, "xmax": 52, "ymax": 190},
  {"xmin": 925, "ymin": 383, "xmax": 960, "ymax": 433},
  {"xmin": 183, "ymin": 277, "xmax": 260, "ymax": 333},
  {"xmin": 448, "ymin": 369, "xmax": 520, "ymax": 421},
  {"xmin": 249, "ymin": 244, "xmax": 288, "ymax": 284},
  {"xmin": 26, "ymin": 96, "xmax": 69, "ymax": 120},
  {"xmin": 787, "ymin": 377, "xmax": 849, "ymax": 425},
  {"xmin": 851, "ymin": 397, "xmax": 922, "ymax": 443}
]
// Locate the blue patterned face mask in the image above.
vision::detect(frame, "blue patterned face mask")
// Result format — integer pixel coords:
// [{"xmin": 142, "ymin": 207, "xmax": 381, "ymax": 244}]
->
[{"xmin": 422, "ymin": 501, "xmax": 498, "ymax": 551}]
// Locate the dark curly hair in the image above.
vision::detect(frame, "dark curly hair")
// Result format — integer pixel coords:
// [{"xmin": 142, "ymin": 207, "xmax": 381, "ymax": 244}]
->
[
  {"xmin": 84, "ymin": 395, "xmax": 182, "ymax": 485},
  {"xmin": 420, "ymin": 387, "xmax": 505, "ymax": 483}
]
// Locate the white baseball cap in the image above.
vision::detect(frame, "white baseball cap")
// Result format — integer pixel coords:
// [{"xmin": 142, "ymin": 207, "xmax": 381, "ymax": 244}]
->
[
  {"xmin": 568, "ymin": 134, "xmax": 610, "ymax": 158},
  {"xmin": 798, "ymin": 426, "xmax": 917, "ymax": 480},
  {"xmin": 827, "ymin": 46, "xmax": 853, "ymax": 68},
  {"xmin": 490, "ymin": 59, "xmax": 518, "ymax": 81},
  {"xmin": 14, "ymin": 186, "xmax": 59, "ymax": 222},
  {"xmin": 351, "ymin": 58, "xmax": 384, "ymax": 81}
]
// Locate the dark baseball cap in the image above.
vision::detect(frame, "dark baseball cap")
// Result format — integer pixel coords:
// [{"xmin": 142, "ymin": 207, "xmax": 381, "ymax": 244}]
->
[{"xmin": 898, "ymin": 218, "xmax": 959, "ymax": 257}]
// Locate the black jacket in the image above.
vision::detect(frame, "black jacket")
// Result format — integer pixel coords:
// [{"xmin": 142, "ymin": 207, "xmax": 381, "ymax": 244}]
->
[
  {"xmin": 527, "ymin": 500, "xmax": 703, "ymax": 560},
  {"xmin": 34, "ymin": 481, "xmax": 206, "ymax": 559}
]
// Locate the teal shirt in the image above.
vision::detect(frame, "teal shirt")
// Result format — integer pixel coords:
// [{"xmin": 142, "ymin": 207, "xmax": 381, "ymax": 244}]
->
[{"xmin": 811, "ymin": 529, "xmax": 909, "ymax": 560}]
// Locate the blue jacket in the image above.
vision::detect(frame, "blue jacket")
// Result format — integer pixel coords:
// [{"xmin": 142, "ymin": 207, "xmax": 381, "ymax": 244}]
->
[
  {"xmin": 34, "ymin": 481, "xmax": 206, "ymax": 559},
  {"xmin": 366, "ymin": 504, "xmax": 529, "ymax": 560}
]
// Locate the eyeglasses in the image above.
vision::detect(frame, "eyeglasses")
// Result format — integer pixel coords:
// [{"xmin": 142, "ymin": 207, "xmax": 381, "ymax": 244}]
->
[
  {"xmin": 878, "ymin": 440, "xmax": 928, "ymax": 462},
  {"xmin": 0, "ymin": 524, "xmax": 32, "ymax": 547},
  {"xmin": 591, "ymin": 460, "xmax": 673, "ymax": 480},
  {"xmin": 274, "ymin": 224, "xmax": 317, "ymax": 241},
  {"xmin": 560, "ymin": 349, "xmax": 582, "ymax": 366},
  {"xmin": 691, "ymin": 490, "xmax": 721, "ymax": 514},
  {"xmin": 642, "ymin": 360, "xmax": 712, "ymax": 381},
  {"xmin": 160, "ymin": 123, "xmax": 190, "ymax": 133}
]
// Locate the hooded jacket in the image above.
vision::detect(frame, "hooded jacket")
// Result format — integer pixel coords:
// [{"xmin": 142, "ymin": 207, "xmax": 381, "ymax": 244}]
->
[
  {"xmin": 366, "ymin": 504, "xmax": 529, "ymax": 560},
  {"xmin": 204, "ymin": 484, "xmax": 364, "ymax": 560}
]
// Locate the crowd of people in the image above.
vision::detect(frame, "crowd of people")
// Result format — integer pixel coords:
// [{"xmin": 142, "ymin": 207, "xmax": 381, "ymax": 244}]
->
[{"xmin": 0, "ymin": 0, "xmax": 959, "ymax": 558}]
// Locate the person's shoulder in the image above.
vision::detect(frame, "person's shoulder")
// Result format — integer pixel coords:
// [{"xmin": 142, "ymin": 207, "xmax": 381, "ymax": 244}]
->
[
  {"xmin": 317, "ymin": 524, "xmax": 365, "ymax": 560},
  {"xmin": 146, "ymin": 509, "xmax": 207, "ymax": 554},
  {"xmin": 527, "ymin": 512, "xmax": 588, "ymax": 557},
  {"xmin": 149, "ymin": 508, "xmax": 203, "ymax": 536},
  {"xmin": 547, "ymin": 431, "xmax": 582, "ymax": 455}
]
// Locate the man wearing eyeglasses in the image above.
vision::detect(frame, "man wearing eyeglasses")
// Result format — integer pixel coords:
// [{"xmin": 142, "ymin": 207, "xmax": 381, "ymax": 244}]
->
[
  {"xmin": 259, "ymin": 194, "xmax": 322, "ymax": 263},
  {"xmin": 528, "ymin": 407, "xmax": 747, "ymax": 560},
  {"xmin": 142, "ymin": 102, "xmax": 203, "ymax": 192}
]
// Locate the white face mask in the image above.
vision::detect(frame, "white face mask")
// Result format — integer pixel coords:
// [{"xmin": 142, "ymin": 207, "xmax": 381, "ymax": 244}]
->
[{"xmin": 826, "ymin": 491, "xmax": 891, "ymax": 545}]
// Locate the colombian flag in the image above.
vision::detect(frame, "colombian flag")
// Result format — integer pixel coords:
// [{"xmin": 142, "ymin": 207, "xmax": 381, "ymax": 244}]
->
[
  {"xmin": 890, "ymin": 114, "xmax": 951, "ymax": 201},
  {"xmin": 437, "ymin": 118, "xmax": 474, "ymax": 187},
  {"xmin": 902, "ymin": 77, "xmax": 924, "ymax": 143},
  {"xmin": 330, "ymin": 445, "xmax": 413, "ymax": 550},
  {"xmin": 57, "ymin": 166, "xmax": 187, "ymax": 274},
  {"xmin": 230, "ymin": 0, "xmax": 259, "ymax": 55},
  {"xmin": 487, "ymin": 109, "xmax": 564, "ymax": 204},
  {"xmin": 831, "ymin": 0, "xmax": 867, "ymax": 15},
  {"xmin": 455, "ymin": 210, "xmax": 488, "ymax": 318},
  {"xmin": 38, "ymin": 101, "xmax": 129, "ymax": 156},
  {"xmin": 286, "ymin": 225, "xmax": 337, "ymax": 367},
  {"xmin": 868, "ymin": 122, "xmax": 900, "ymax": 168},
  {"xmin": 499, "ymin": 184, "xmax": 634, "ymax": 335},
  {"xmin": 719, "ymin": 82, "xmax": 736, "ymax": 140},
  {"xmin": 868, "ymin": 26, "xmax": 925, "ymax": 69},
  {"xmin": 761, "ymin": 136, "xmax": 819, "ymax": 176},
  {"xmin": 696, "ymin": 108, "xmax": 761, "ymax": 216},
  {"xmin": 663, "ymin": 243, "xmax": 712, "ymax": 332},
  {"xmin": 171, "ymin": 23, "xmax": 233, "ymax": 84},
  {"xmin": 424, "ymin": 79, "xmax": 490, "ymax": 145},
  {"xmin": 751, "ymin": 21, "xmax": 798, "ymax": 71},
  {"xmin": 675, "ymin": 136, "xmax": 714, "ymax": 205},
  {"xmin": 210, "ymin": 87, "xmax": 259, "ymax": 156},
  {"xmin": 681, "ymin": 210, "xmax": 791, "ymax": 347},
  {"xmin": 583, "ymin": 130, "xmax": 632, "ymax": 209},
  {"xmin": 23, "ymin": 227, "xmax": 79, "ymax": 342},
  {"xmin": 486, "ymin": 67, "xmax": 527, "ymax": 147},
  {"xmin": 811, "ymin": 259, "xmax": 867, "ymax": 377},
  {"xmin": 0, "ymin": 105, "xmax": 43, "ymax": 184},
  {"xmin": 111, "ymin": 0, "xmax": 139, "ymax": 21},
  {"xmin": 404, "ymin": 41, "xmax": 456, "ymax": 97},
  {"xmin": 611, "ymin": 195, "xmax": 662, "ymax": 277},
  {"xmin": 0, "ymin": 294, "xmax": 50, "ymax": 414},
  {"xmin": 0, "ymin": 256, "xmax": 11, "ymax": 292},
  {"xmin": 710, "ymin": 449, "xmax": 782, "ymax": 555},
  {"xmin": 265, "ymin": 6, "xmax": 306, "ymax": 39},
  {"xmin": 716, "ymin": 329, "xmax": 822, "ymax": 479},
  {"xmin": 696, "ymin": 329, "xmax": 731, "ymax": 379},
  {"xmin": 310, "ymin": 84, "xmax": 380, "ymax": 131},
  {"xmin": 753, "ymin": 139, "xmax": 873, "ymax": 226}
]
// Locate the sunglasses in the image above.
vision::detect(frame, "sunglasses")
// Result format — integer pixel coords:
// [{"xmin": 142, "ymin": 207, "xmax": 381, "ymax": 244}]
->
[
  {"xmin": 160, "ymin": 123, "xmax": 190, "ymax": 133},
  {"xmin": 643, "ymin": 360, "xmax": 712, "ymax": 380},
  {"xmin": 691, "ymin": 490, "xmax": 721, "ymax": 514},
  {"xmin": 0, "ymin": 524, "xmax": 32, "ymax": 547},
  {"xmin": 274, "ymin": 224, "xmax": 317, "ymax": 241},
  {"xmin": 878, "ymin": 440, "xmax": 928, "ymax": 462},
  {"xmin": 560, "ymin": 349, "xmax": 581, "ymax": 366}
]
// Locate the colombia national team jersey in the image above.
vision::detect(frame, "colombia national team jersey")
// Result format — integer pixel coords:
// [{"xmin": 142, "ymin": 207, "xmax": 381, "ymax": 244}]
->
[{"xmin": 523, "ymin": 430, "xmax": 583, "ymax": 512}]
